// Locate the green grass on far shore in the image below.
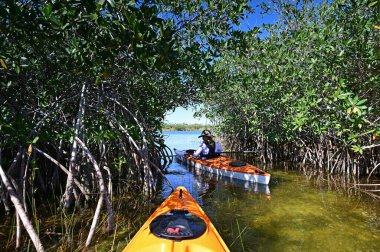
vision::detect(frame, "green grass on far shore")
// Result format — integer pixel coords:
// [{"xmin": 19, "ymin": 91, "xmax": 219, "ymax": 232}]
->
[{"xmin": 162, "ymin": 123, "xmax": 210, "ymax": 131}]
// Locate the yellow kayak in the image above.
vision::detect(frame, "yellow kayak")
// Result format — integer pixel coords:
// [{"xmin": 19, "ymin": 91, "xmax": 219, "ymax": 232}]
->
[{"xmin": 123, "ymin": 186, "xmax": 230, "ymax": 252}]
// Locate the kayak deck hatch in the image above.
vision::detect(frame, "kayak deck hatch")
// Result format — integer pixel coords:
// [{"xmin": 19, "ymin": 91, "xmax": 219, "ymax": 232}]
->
[{"xmin": 150, "ymin": 209, "xmax": 207, "ymax": 240}]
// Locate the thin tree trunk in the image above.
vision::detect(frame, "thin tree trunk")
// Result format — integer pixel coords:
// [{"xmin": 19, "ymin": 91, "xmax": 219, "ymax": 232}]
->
[
  {"xmin": 16, "ymin": 213, "xmax": 21, "ymax": 249},
  {"xmin": 6, "ymin": 148, "xmax": 23, "ymax": 177},
  {"xmin": 85, "ymin": 194, "xmax": 104, "ymax": 247},
  {"xmin": 100, "ymin": 141, "xmax": 113, "ymax": 198},
  {"xmin": 368, "ymin": 162, "xmax": 380, "ymax": 179},
  {"xmin": 75, "ymin": 137, "xmax": 115, "ymax": 244},
  {"xmin": 32, "ymin": 146, "xmax": 90, "ymax": 200},
  {"xmin": 63, "ymin": 83, "xmax": 86, "ymax": 209},
  {"xmin": 118, "ymin": 125, "xmax": 175, "ymax": 193},
  {"xmin": 103, "ymin": 166, "xmax": 112, "ymax": 199},
  {"xmin": 22, "ymin": 150, "xmax": 32, "ymax": 215},
  {"xmin": 109, "ymin": 114, "xmax": 172, "ymax": 194},
  {"xmin": 52, "ymin": 139, "xmax": 63, "ymax": 188},
  {"xmin": 105, "ymin": 111, "xmax": 152, "ymax": 193},
  {"xmin": 8, "ymin": 109, "xmax": 56, "ymax": 177},
  {"xmin": 0, "ymin": 181, "xmax": 11, "ymax": 214},
  {"xmin": 0, "ymin": 153, "xmax": 45, "ymax": 252},
  {"xmin": 19, "ymin": 152, "xmax": 27, "ymax": 211},
  {"xmin": 107, "ymin": 98, "xmax": 154, "ymax": 194}
]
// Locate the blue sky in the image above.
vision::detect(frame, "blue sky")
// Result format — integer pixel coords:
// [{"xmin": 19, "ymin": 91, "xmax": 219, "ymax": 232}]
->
[
  {"xmin": 165, "ymin": 107, "xmax": 209, "ymax": 124},
  {"xmin": 240, "ymin": 1, "xmax": 279, "ymax": 34}
]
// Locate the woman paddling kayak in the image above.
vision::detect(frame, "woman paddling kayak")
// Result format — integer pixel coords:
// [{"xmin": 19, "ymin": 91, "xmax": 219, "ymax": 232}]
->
[{"xmin": 192, "ymin": 130, "xmax": 223, "ymax": 160}]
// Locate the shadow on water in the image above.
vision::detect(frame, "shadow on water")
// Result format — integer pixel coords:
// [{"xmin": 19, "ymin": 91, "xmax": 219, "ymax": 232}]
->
[{"xmin": 162, "ymin": 131, "xmax": 380, "ymax": 252}]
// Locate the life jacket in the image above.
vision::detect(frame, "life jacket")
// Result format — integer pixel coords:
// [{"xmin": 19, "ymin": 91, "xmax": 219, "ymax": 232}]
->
[{"xmin": 201, "ymin": 142, "xmax": 220, "ymax": 159}]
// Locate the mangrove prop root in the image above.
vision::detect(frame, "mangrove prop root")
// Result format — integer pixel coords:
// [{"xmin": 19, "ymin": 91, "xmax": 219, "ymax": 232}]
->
[{"xmin": 0, "ymin": 151, "xmax": 45, "ymax": 252}]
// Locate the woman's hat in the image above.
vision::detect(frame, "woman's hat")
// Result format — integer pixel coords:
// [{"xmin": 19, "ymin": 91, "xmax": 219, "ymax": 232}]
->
[{"xmin": 198, "ymin": 130, "xmax": 214, "ymax": 138}]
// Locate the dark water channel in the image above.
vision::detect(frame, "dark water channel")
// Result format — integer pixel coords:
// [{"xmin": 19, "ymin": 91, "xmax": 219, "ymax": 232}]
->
[{"xmin": 161, "ymin": 131, "xmax": 380, "ymax": 252}]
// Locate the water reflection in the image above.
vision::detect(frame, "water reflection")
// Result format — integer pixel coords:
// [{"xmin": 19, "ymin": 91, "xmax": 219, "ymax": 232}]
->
[
  {"xmin": 162, "ymin": 158, "xmax": 271, "ymax": 200},
  {"xmin": 190, "ymin": 164, "xmax": 271, "ymax": 195}
]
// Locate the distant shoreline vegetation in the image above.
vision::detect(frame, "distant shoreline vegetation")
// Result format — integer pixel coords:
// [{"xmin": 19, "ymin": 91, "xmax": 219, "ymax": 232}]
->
[{"xmin": 162, "ymin": 123, "xmax": 210, "ymax": 131}]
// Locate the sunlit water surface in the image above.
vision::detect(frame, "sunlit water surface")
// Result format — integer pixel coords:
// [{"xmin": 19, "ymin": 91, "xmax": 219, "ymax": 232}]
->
[{"xmin": 161, "ymin": 131, "xmax": 380, "ymax": 252}]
